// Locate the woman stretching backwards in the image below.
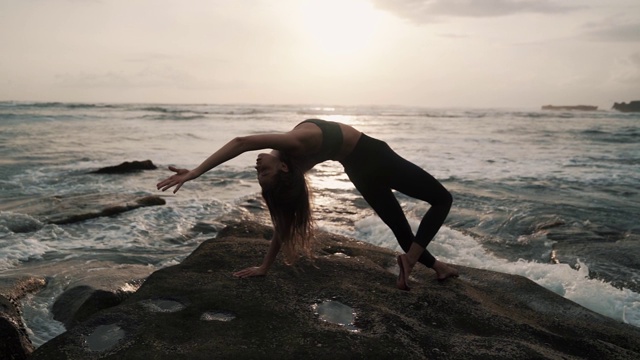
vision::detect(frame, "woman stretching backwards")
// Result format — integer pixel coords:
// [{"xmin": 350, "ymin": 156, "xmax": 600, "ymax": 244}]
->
[{"xmin": 157, "ymin": 119, "xmax": 458, "ymax": 290}]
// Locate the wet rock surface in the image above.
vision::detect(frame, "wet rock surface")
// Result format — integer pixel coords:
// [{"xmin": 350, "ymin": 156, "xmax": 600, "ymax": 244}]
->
[
  {"xmin": 52, "ymin": 285, "xmax": 134, "ymax": 329},
  {"xmin": 32, "ymin": 221, "xmax": 640, "ymax": 359},
  {"xmin": 44, "ymin": 263, "xmax": 154, "ymax": 330},
  {"xmin": 0, "ymin": 276, "xmax": 47, "ymax": 360}
]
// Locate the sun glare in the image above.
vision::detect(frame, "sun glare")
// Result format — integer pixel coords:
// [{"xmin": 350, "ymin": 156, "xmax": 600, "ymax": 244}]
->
[{"xmin": 297, "ymin": 0, "xmax": 383, "ymax": 57}]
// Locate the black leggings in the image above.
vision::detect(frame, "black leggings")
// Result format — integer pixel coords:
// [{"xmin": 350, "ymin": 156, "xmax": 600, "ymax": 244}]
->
[{"xmin": 341, "ymin": 134, "xmax": 452, "ymax": 268}]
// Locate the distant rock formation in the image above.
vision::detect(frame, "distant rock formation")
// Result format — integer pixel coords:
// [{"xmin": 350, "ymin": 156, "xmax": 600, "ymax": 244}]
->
[
  {"xmin": 541, "ymin": 105, "xmax": 598, "ymax": 111},
  {"xmin": 91, "ymin": 160, "xmax": 157, "ymax": 174},
  {"xmin": 30, "ymin": 221, "xmax": 640, "ymax": 359},
  {"xmin": 612, "ymin": 101, "xmax": 640, "ymax": 113}
]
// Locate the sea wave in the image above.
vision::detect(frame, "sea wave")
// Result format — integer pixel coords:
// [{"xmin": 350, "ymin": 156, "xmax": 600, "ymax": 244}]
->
[
  {"xmin": 0, "ymin": 212, "xmax": 45, "ymax": 233},
  {"xmin": 2, "ymin": 101, "xmax": 640, "ymax": 337},
  {"xmin": 0, "ymin": 101, "xmax": 115, "ymax": 109},
  {"xmin": 0, "ymin": 236, "xmax": 52, "ymax": 271},
  {"xmin": 3, "ymin": 102, "xmax": 638, "ymax": 123}
]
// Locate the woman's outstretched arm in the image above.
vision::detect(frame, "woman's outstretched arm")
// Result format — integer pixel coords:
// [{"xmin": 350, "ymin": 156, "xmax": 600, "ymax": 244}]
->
[
  {"xmin": 156, "ymin": 133, "xmax": 302, "ymax": 193},
  {"xmin": 233, "ymin": 232, "xmax": 282, "ymax": 278}
]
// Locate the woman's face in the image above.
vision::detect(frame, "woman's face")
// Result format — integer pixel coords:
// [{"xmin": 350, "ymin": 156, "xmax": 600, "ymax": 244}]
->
[{"xmin": 255, "ymin": 153, "xmax": 287, "ymax": 189}]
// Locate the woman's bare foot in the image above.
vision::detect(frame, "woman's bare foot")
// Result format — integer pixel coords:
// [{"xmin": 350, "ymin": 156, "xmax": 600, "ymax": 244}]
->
[
  {"xmin": 397, "ymin": 254, "xmax": 411, "ymax": 291},
  {"xmin": 432, "ymin": 260, "xmax": 459, "ymax": 281}
]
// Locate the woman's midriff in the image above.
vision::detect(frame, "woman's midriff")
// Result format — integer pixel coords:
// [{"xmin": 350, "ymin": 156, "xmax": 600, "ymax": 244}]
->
[{"xmin": 335, "ymin": 124, "xmax": 362, "ymax": 162}]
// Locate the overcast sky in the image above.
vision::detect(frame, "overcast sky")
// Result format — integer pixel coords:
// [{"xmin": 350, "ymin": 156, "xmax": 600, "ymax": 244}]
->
[{"xmin": 1, "ymin": 0, "xmax": 638, "ymax": 108}]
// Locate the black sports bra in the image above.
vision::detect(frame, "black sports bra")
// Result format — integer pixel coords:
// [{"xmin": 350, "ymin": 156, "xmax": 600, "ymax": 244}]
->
[{"xmin": 297, "ymin": 119, "xmax": 344, "ymax": 162}]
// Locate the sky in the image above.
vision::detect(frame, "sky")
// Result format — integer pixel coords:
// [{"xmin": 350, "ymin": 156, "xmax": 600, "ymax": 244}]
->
[{"xmin": 0, "ymin": 0, "xmax": 638, "ymax": 108}]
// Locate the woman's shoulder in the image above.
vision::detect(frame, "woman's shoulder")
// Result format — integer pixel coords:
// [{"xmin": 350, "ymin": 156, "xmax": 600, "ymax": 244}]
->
[{"xmin": 287, "ymin": 123, "xmax": 322, "ymax": 157}]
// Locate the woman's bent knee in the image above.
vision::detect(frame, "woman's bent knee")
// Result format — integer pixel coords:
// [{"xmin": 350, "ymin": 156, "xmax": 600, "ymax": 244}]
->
[
  {"xmin": 443, "ymin": 190, "xmax": 453, "ymax": 208},
  {"xmin": 434, "ymin": 188, "xmax": 453, "ymax": 209}
]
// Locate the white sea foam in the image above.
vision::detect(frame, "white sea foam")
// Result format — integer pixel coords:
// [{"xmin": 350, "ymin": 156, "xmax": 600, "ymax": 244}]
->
[
  {"xmin": 0, "ymin": 237, "xmax": 52, "ymax": 271},
  {"xmin": 353, "ymin": 215, "xmax": 640, "ymax": 327},
  {"xmin": 21, "ymin": 291, "xmax": 67, "ymax": 347}
]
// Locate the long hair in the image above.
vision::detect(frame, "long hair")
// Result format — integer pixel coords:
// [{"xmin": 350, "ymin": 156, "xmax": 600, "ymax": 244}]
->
[{"xmin": 261, "ymin": 154, "xmax": 314, "ymax": 264}]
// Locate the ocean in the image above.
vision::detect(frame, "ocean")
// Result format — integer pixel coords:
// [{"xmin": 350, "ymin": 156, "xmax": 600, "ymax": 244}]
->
[{"xmin": 1, "ymin": 101, "xmax": 639, "ymax": 346}]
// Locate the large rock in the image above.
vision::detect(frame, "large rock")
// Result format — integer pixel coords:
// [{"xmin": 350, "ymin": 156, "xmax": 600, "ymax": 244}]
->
[
  {"xmin": 0, "ymin": 193, "xmax": 165, "ymax": 227},
  {"xmin": 0, "ymin": 276, "xmax": 47, "ymax": 360},
  {"xmin": 50, "ymin": 265, "xmax": 151, "ymax": 329},
  {"xmin": 32, "ymin": 221, "xmax": 640, "ymax": 359},
  {"xmin": 0, "ymin": 260, "xmax": 155, "ymax": 358}
]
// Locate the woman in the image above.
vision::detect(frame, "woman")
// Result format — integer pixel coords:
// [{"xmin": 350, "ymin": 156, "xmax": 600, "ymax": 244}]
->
[{"xmin": 156, "ymin": 119, "xmax": 458, "ymax": 290}]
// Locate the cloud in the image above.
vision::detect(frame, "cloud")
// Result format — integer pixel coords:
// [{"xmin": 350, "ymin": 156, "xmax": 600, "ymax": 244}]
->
[
  {"xmin": 124, "ymin": 53, "xmax": 177, "ymax": 64},
  {"xmin": 437, "ymin": 33, "xmax": 470, "ymax": 39},
  {"xmin": 55, "ymin": 71, "xmax": 130, "ymax": 88},
  {"xmin": 370, "ymin": 0, "xmax": 581, "ymax": 23},
  {"xmin": 608, "ymin": 52, "xmax": 640, "ymax": 85},
  {"xmin": 582, "ymin": 18, "xmax": 640, "ymax": 42},
  {"xmin": 54, "ymin": 63, "xmax": 204, "ymax": 90}
]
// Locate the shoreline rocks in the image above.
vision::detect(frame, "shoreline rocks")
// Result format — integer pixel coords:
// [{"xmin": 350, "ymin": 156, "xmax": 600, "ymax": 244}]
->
[
  {"xmin": 0, "ymin": 193, "xmax": 165, "ymax": 227},
  {"xmin": 52, "ymin": 278, "xmax": 147, "ymax": 330},
  {"xmin": 0, "ymin": 276, "xmax": 47, "ymax": 360},
  {"xmin": 30, "ymin": 221, "xmax": 640, "ymax": 359},
  {"xmin": 1, "ymin": 160, "xmax": 165, "ymax": 232}
]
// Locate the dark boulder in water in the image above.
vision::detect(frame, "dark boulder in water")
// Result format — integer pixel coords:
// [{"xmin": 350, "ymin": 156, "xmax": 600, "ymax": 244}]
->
[
  {"xmin": 0, "ymin": 276, "xmax": 47, "ymax": 360},
  {"xmin": 52, "ymin": 285, "xmax": 135, "ymax": 329},
  {"xmin": 32, "ymin": 221, "xmax": 640, "ymax": 359},
  {"xmin": 91, "ymin": 160, "xmax": 157, "ymax": 174},
  {"xmin": 42, "ymin": 261, "xmax": 153, "ymax": 329}
]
